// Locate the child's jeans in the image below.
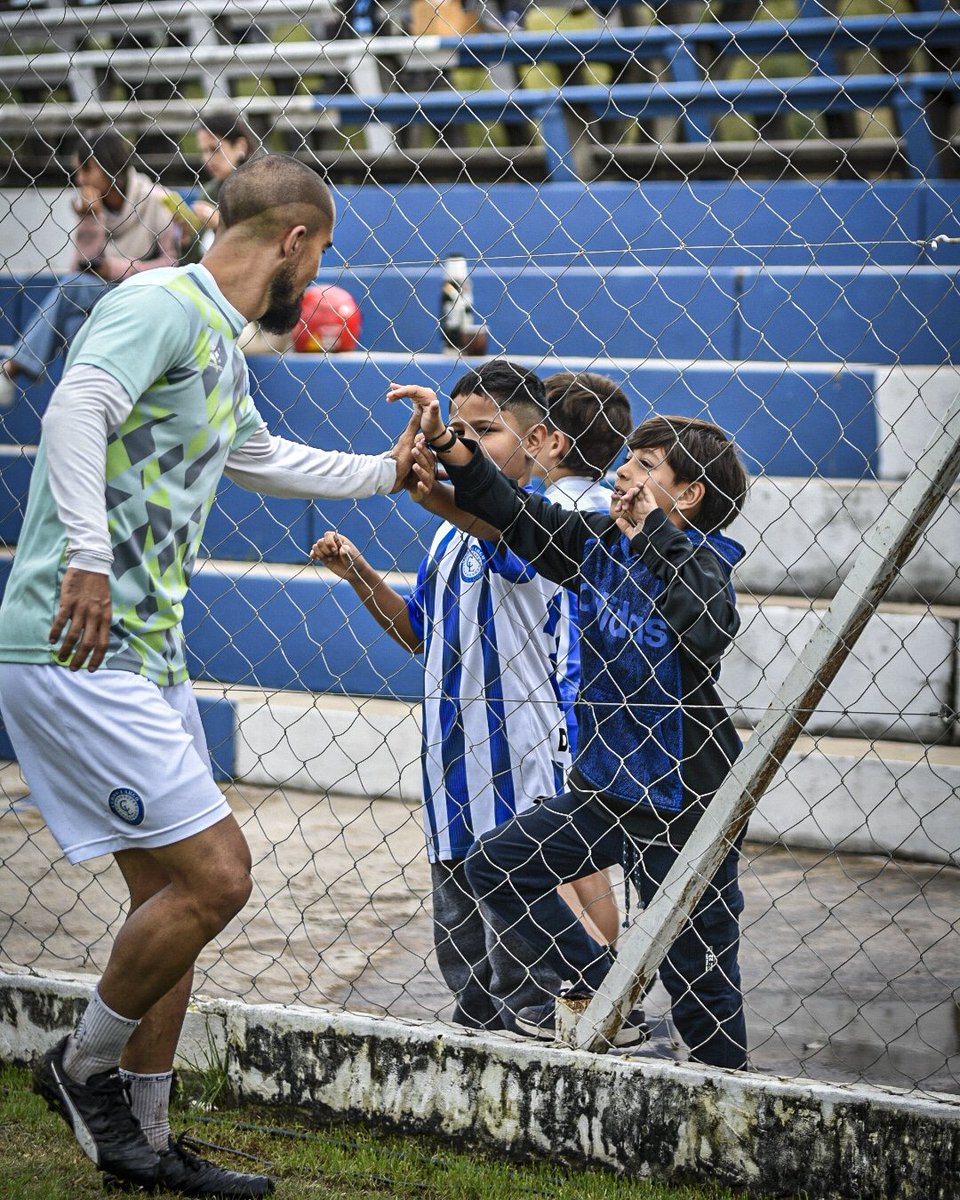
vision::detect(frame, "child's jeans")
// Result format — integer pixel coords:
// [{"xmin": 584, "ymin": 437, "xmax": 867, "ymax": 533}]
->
[
  {"xmin": 432, "ymin": 858, "xmax": 562, "ymax": 1031},
  {"xmin": 464, "ymin": 790, "xmax": 748, "ymax": 1069}
]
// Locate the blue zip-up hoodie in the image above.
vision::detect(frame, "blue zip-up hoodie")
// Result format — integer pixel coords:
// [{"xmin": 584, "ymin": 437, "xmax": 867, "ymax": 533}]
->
[{"xmin": 446, "ymin": 445, "xmax": 746, "ymax": 845}]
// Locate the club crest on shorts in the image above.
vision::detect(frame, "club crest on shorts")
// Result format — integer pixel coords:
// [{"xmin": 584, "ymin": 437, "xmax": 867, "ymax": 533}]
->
[
  {"xmin": 108, "ymin": 787, "xmax": 145, "ymax": 826},
  {"xmin": 460, "ymin": 546, "xmax": 485, "ymax": 582}
]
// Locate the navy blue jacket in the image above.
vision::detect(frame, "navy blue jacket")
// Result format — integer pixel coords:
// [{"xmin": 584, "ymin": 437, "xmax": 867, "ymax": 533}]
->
[{"xmin": 446, "ymin": 446, "xmax": 745, "ymax": 845}]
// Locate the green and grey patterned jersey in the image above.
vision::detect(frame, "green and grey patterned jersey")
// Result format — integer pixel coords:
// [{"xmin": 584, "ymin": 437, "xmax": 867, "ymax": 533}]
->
[{"xmin": 0, "ymin": 264, "xmax": 262, "ymax": 685}]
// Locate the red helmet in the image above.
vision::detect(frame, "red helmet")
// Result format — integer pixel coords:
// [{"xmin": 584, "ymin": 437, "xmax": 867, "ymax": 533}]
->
[{"xmin": 293, "ymin": 285, "xmax": 362, "ymax": 353}]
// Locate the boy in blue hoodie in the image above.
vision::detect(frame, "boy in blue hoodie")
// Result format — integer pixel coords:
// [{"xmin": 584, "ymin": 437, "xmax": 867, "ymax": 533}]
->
[{"xmin": 392, "ymin": 384, "xmax": 750, "ymax": 1070}]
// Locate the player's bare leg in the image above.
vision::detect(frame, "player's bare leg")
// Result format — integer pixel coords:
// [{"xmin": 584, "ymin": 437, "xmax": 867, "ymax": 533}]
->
[{"xmin": 37, "ymin": 816, "xmax": 274, "ymax": 1195}]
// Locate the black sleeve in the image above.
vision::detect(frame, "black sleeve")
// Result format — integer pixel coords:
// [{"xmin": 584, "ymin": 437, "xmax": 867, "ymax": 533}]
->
[
  {"xmin": 446, "ymin": 442, "xmax": 614, "ymax": 590},
  {"xmin": 629, "ymin": 509, "xmax": 741, "ymax": 669}
]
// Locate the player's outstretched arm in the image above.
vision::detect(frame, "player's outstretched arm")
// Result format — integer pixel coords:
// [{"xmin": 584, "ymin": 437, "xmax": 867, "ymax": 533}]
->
[{"xmin": 310, "ymin": 531, "xmax": 422, "ymax": 653}]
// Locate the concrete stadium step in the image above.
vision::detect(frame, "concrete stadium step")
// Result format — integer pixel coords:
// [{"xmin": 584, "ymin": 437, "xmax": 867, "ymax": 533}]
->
[
  {"xmin": 173, "ymin": 558, "xmax": 956, "ymax": 746},
  {"xmin": 295, "ymin": 263, "xmax": 960, "ymax": 367},
  {"xmin": 0, "ymin": 350, "xmax": 896, "ymax": 480},
  {"xmin": 4, "ymin": 358, "xmax": 958, "ymax": 580},
  {"xmin": 1, "ymin": 544, "xmax": 951, "ymax": 745},
  {"xmin": 7, "ymin": 180, "xmax": 960, "ymax": 278},
  {"xmin": 730, "ymin": 473, "xmax": 960, "ymax": 606},
  {"xmin": 192, "ymin": 682, "xmax": 960, "ymax": 869},
  {"xmin": 5, "ymin": 262, "xmax": 959, "ymax": 369}
]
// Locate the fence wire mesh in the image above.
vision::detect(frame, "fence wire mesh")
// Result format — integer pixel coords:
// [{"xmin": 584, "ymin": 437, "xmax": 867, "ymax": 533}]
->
[{"xmin": 0, "ymin": 0, "xmax": 958, "ymax": 1102}]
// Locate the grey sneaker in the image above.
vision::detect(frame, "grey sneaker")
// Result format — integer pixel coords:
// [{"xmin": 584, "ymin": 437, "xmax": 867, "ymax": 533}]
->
[
  {"xmin": 32, "ymin": 1036, "xmax": 159, "ymax": 1187},
  {"xmin": 514, "ymin": 995, "xmax": 649, "ymax": 1048}
]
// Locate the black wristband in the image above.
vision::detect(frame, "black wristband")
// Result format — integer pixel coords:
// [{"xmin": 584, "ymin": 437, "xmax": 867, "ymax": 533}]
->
[{"xmin": 427, "ymin": 427, "xmax": 460, "ymax": 453}]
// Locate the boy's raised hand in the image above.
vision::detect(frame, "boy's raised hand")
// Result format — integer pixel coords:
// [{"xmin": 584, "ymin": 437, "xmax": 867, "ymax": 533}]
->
[
  {"xmin": 406, "ymin": 434, "xmax": 437, "ymax": 504},
  {"xmin": 310, "ymin": 530, "xmax": 362, "ymax": 578},
  {"xmin": 612, "ymin": 483, "xmax": 656, "ymax": 536},
  {"xmin": 386, "ymin": 383, "xmax": 446, "ymax": 443},
  {"xmin": 386, "ymin": 407, "xmax": 423, "ymax": 493}
]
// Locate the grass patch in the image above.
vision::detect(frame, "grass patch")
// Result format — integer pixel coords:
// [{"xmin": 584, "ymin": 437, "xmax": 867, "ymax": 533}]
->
[{"xmin": 0, "ymin": 1064, "xmax": 763, "ymax": 1200}]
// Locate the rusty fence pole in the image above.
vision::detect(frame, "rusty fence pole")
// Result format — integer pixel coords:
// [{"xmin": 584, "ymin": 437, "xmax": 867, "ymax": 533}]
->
[{"xmin": 563, "ymin": 388, "xmax": 960, "ymax": 1055}]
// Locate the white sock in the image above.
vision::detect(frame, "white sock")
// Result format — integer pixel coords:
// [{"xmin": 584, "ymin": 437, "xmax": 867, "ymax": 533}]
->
[
  {"xmin": 120, "ymin": 1070, "xmax": 173, "ymax": 1153},
  {"xmin": 62, "ymin": 989, "xmax": 140, "ymax": 1083}
]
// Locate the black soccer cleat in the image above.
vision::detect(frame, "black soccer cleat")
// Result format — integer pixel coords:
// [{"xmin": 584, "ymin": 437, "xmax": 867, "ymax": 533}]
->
[
  {"xmin": 104, "ymin": 1134, "xmax": 275, "ymax": 1198},
  {"xmin": 32, "ymin": 1035, "xmax": 160, "ymax": 1188}
]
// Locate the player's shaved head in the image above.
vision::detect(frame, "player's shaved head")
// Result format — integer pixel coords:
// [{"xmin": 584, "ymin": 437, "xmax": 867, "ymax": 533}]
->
[{"xmin": 218, "ymin": 154, "xmax": 335, "ymax": 239}]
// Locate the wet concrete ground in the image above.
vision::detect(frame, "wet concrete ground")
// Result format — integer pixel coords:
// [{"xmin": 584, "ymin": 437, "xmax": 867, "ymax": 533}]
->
[{"xmin": 1, "ymin": 767, "xmax": 957, "ymax": 1097}]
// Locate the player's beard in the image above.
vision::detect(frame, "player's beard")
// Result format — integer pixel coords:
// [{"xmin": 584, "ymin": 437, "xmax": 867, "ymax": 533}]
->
[{"xmin": 259, "ymin": 260, "xmax": 306, "ymax": 335}]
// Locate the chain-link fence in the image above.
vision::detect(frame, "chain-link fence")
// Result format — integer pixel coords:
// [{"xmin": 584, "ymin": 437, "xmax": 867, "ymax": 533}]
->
[{"xmin": 1, "ymin": 0, "xmax": 958, "ymax": 1102}]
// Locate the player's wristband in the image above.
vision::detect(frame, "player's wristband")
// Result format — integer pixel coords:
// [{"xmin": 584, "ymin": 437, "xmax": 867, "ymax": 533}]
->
[{"xmin": 427, "ymin": 427, "xmax": 460, "ymax": 453}]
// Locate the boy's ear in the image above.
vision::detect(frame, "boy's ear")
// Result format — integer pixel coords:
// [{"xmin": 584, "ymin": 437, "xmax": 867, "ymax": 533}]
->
[
  {"xmin": 677, "ymin": 479, "xmax": 706, "ymax": 515},
  {"xmin": 523, "ymin": 421, "xmax": 550, "ymax": 456}
]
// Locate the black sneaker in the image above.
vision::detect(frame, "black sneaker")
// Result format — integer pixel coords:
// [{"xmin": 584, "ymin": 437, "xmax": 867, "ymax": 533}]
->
[
  {"xmin": 105, "ymin": 1134, "xmax": 275, "ymax": 1197},
  {"xmin": 514, "ymin": 995, "xmax": 649, "ymax": 1048},
  {"xmin": 32, "ymin": 1035, "xmax": 159, "ymax": 1187}
]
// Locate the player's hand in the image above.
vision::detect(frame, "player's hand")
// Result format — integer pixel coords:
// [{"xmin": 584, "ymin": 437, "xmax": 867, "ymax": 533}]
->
[
  {"xmin": 612, "ymin": 483, "xmax": 656, "ymax": 536},
  {"xmin": 49, "ymin": 567, "xmax": 112, "ymax": 671},
  {"xmin": 386, "ymin": 383, "xmax": 446, "ymax": 443},
  {"xmin": 405, "ymin": 434, "xmax": 437, "ymax": 504},
  {"xmin": 385, "ymin": 404, "xmax": 423, "ymax": 494},
  {"xmin": 310, "ymin": 530, "xmax": 362, "ymax": 578}
]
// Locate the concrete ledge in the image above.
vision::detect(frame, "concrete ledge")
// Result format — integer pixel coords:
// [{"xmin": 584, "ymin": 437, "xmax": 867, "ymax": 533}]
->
[
  {"xmin": 724, "ymin": 601, "xmax": 957, "ymax": 744},
  {"xmin": 1, "ymin": 966, "xmax": 958, "ymax": 1200}
]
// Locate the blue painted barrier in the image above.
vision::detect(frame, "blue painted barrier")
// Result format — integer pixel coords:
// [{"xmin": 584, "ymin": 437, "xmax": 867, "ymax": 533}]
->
[
  {"xmin": 184, "ymin": 566, "xmax": 423, "ymax": 700},
  {"xmin": 0, "ymin": 354, "xmax": 879, "ymax": 573}
]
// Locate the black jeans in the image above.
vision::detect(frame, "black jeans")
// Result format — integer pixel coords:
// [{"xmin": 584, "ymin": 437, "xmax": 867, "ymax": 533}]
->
[
  {"xmin": 464, "ymin": 790, "xmax": 748, "ymax": 1069},
  {"xmin": 431, "ymin": 858, "xmax": 561, "ymax": 1031}
]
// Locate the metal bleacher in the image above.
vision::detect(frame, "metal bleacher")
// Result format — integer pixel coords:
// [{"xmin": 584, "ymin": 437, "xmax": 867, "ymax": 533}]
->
[{"xmin": 2, "ymin": 3, "xmax": 960, "ymax": 182}]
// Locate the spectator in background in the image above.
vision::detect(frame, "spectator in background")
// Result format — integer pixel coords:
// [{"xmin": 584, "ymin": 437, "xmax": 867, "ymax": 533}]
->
[
  {"xmin": 0, "ymin": 127, "xmax": 185, "ymax": 407},
  {"xmin": 192, "ymin": 110, "xmax": 256, "ymax": 248},
  {"xmin": 189, "ymin": 111, "xmax": 288, "ymax": 355}
]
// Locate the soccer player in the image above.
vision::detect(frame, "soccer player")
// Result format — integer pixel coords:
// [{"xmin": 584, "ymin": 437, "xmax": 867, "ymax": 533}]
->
[
  {"xmin": 310, "ymin": 361, "xmax": 568, "ymax": 1034},
  {"xmin": 0, "ymin": 154, "xmax": 421, "ymax": 1197},
  {"xmin": 394, "ymin": 383, "xmax": 750, "ymax": 1068}
]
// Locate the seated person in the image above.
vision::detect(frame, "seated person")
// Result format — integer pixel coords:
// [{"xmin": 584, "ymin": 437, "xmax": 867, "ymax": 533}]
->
[
  {"xmin": 192, "ymin": 110, "xmax": 256, "ymax": 248},
  {"xmin": 0, "ymin": 127, "xmax": 183, "ymax": 406}
]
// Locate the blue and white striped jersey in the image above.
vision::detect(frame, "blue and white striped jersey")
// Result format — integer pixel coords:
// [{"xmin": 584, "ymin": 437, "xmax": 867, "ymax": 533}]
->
[
  {"xmin": 407, "ymin": 523, "xmax": 569, "ymax": 863},
  {"xmin": 544, "ymin": 476, "xmax": 614, "ymax": 758}
]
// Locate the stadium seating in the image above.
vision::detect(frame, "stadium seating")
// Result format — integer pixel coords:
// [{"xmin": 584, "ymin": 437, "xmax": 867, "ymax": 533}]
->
[{"xmin": 3, "ymin": 7, "xmax": 960, "ymax": 182}]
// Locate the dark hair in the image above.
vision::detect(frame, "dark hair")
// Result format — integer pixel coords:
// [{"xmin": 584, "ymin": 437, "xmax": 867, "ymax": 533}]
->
[
  {"xmin": 628, "ymin": 414, "xmax": 748, "ymax": 532},
  {"xmin": 218, "ymin": 154, "xmax": 335, "ymax": 236},
  {"xmin": 71, "ymin": 127, "xmax": 135, "ymax": 187},
  {"xmin": 198, "ymin": 109, "xmax": 257, "ymax": 156},
  {"xmin": 543, "ymin": 371, "xmax": 632, "ymax": 479},
  {"xmin": 450, "ymin": 359, "xmax": 547, "ymax": 430}
]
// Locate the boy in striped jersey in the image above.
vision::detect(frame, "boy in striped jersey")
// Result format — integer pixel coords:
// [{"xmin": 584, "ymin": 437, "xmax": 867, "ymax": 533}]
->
[{"xmin": 311, "ymin": 360, "xmax": 568, "ymax": 1032}]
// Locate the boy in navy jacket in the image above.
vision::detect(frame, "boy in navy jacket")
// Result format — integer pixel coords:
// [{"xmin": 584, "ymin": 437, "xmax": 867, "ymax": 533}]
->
[{"xmin": 392, "ymin": 382, "xmax": 750, "ymax": 1069}]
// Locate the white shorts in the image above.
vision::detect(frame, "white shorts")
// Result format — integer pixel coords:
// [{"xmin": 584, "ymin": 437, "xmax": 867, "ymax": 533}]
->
[{"xmin": 0, "ymin": 663, "xmax": 231, "ymax": 863}]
